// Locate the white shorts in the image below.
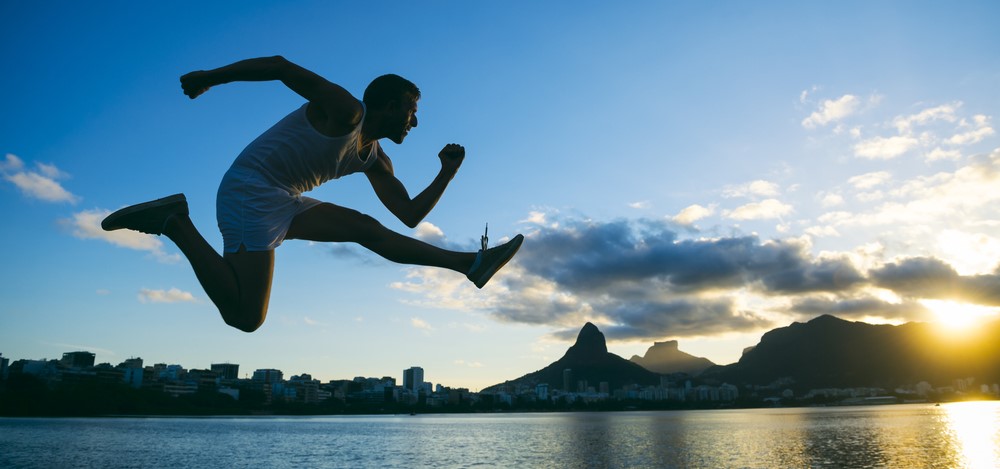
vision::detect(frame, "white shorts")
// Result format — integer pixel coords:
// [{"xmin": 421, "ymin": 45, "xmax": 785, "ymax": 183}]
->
[{"xmin": 216, "ymin": 166, "xmax": 322, "ymax": 253}]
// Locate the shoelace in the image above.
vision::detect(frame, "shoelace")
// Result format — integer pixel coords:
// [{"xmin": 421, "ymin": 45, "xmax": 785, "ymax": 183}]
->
[{"xmin": 481, "ymin": 223, "xmax": 489, "ymax": 252}]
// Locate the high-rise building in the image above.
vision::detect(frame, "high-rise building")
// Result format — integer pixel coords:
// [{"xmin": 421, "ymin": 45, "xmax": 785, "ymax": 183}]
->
[
  {"xmin": 0, "ymin": 353, "xmax": 8, "ymax": 380},
  {"xmin": 563, "ymin": 368, "xmax": 573, "ymax": 392},
  {"xmin": 61, "ymin": 351, "xmax": 95, "ymax": 369},
  {"xmin": 211, "ymin": 363, "xmax": 240, "ymax": 380},
  {"xmin": 403, "ymin": 366, "xmax": 424, "ymax": 391}
]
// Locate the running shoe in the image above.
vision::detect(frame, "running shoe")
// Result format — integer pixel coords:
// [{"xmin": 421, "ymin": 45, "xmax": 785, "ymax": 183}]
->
[
  {"xmin": 101, "ymin": 193, "xmax": 188, "ymax": 235},
  {"xmin": 467, "ymin": 224, "xmax": 524, "ymax": 289}
]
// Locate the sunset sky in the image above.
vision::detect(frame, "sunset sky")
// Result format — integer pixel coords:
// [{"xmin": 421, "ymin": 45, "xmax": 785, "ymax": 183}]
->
[{"xmin": 3, "ymin": 1, "xmax": 999, "ymax": 390}]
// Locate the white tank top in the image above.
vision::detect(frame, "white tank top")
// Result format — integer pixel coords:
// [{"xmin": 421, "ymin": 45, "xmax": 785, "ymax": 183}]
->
[{"xmin": 229, "ymin": 103, "xmax": 378, "ymax": 194}]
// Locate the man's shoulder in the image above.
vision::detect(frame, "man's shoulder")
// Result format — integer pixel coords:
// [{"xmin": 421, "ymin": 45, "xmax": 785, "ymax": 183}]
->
[{"xmin": 305, "ymin": 99, "xmax": 363, "ymax": 138}]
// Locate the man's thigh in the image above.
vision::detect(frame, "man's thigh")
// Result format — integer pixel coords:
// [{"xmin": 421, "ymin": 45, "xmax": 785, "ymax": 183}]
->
[
  {"xmin": 286, "ymin": 202, "xmax": 384, "ymax": 243},
  {"xmin": 222, "ymin": 247, "xmax": 275, "ymax": 318}
]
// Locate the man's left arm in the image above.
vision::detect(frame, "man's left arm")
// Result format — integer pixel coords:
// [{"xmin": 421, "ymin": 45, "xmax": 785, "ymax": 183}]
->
[{"xmin": 365, "ymin": 144, "xmax": 465, "ymax": 228}]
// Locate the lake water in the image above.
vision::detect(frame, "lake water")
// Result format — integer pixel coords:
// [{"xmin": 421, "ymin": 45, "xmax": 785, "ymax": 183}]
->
[{"xmin": 2, "ymin": 402, "xmax": 999, "ymax": 468}]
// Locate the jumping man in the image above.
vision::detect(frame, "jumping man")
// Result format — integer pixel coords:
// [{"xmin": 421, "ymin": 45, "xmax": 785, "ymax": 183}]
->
[{"xmin": 102, "ymin": 56, "xmax": 523, "ymax": 332}]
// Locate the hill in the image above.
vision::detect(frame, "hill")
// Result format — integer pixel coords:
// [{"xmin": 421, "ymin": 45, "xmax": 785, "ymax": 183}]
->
[
  {"xmin": 703, "ymin": 314, "xmax": 1000, "ymax": 390},
  {"xmin": 484, "ymin": 323, "xmax": 661, "ymax": 392},
  {"xmin": 629, "ymin": 340, "xmax": 715, "ymax": 375}
]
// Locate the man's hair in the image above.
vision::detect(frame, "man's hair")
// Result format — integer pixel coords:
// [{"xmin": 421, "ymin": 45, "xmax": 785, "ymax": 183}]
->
[{"xmin": 363, "ymin": 74, "xmax": 420, "ymax": 109}]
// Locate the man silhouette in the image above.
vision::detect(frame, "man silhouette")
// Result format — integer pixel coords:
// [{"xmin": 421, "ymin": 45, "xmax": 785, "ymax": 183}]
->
[{"xmin": 102, "ymin": 56, "xmax": 522, "ymax": 332}]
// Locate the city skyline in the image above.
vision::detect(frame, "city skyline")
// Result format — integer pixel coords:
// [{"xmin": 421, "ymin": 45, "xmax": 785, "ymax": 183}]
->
[{"xmin": 3, "ymin": 2, "xmax": 1000, "ymax": 390}]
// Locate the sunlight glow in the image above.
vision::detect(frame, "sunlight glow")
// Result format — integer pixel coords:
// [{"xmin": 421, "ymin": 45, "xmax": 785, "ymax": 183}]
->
[
  {"xmin": 941, "ymin": 401, "xmax": 1000, "ymax": 468},
  {"xmin": 922, "ymin": 299, "xmax": 999, "ymax": 331}
]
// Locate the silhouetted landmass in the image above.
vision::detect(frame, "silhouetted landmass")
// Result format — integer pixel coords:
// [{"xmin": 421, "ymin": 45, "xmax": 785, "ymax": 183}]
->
[
  {"xmin": 702, "ymin": 314, "xmax": 1000, "ymax": 391},
  {"xmin": 629, "ymin": 340, "xmax": 715, "ymax": 375},
  {"xmin": 483, "ymin": 322, "xmax": 661, "ymax": 392},
  {"xmin": 5, "ymin": 315, "xmax": 1000, "ymax": 416}
]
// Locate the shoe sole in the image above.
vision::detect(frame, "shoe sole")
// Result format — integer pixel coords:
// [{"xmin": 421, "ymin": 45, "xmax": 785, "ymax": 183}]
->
[
  {"xmin": 473, "ymin": 234, "xmax": 524, "ymax": 288},
  {"xmin": 102, "ymin": 193, "xmax": 187, "ymax": 232}
]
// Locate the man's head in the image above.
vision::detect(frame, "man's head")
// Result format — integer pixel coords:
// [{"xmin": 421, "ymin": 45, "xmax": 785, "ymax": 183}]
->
[{"xmin": 364, "ymin": 74, "xmax": 420, "ymax": 144}]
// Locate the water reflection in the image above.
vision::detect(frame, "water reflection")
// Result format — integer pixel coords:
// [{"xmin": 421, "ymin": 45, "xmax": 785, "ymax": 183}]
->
[
  {"xmin": 940, "ymin": 401, "xmax": 1000, "ymax": 468},
  {"xmin": 3, "ymin": 404, "xmax": 1000, "ymax": 468}
]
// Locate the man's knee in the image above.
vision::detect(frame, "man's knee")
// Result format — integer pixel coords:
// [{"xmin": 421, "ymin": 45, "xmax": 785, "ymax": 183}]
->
[
  {"xmin": 224, "ymin": 311, "xmax": 265, "ymax": 333},
  {"xmin": 220, "ymin": 303, "xmax": 266, "ymax": 333},
  {"xmin": 342, "ymin": 210, "xmax": 388, "ymax": 241}
]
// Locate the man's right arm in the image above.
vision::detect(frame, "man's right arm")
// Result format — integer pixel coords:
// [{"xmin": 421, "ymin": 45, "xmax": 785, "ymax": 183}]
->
[{"xmin": 180, "ymin": 56, "xmax": 362, "ymax": 129}]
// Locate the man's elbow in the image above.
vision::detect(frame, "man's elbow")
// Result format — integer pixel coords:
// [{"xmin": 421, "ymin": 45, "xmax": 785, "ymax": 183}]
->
[{"xmin": 265, "ymin": 55, "xmax": 292, "ymax": 75}]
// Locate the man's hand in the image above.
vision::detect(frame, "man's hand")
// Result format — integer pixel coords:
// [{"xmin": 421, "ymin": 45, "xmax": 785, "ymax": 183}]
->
[
  {"xmin": 439, "ymin": 143, "xmax": 465, "ymax": 174},
  {"xmin": 180, "ymin": 71, "xmax": 213, "ymax": 99}
]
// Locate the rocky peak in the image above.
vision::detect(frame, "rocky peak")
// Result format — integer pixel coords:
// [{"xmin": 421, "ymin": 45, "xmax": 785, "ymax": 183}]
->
[{"xmin": 565, "ymin": 322, "xmax": 608, "ymax": 360}]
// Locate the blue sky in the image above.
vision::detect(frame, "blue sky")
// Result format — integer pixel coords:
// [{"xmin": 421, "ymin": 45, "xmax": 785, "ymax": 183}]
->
[{"xmin": 3, "ymin": 1, "xmax": 999, "ymax": 390}]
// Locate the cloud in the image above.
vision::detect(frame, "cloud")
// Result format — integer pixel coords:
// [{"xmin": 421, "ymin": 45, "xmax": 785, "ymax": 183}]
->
[
  {"xmin": 303, "ymin": 316, "xmax": 326, "ymax": 327},
  {"xmin": 0, "ymin": 153, "xmax": 25, "ymax": 172},
  {"xmin": 562, "ymin": 297, "xmax": 775, "ymax": 342},
  {"xmin": 42, "ymin": 342, "xmax": 116, "ymax": 358},
  {"xmin": 454, "ymin": 359, "xmax": 484, "ymax": 368},
  {"xmin": 722, "ymin": 180, "xmax": 780, "ymax": 198},
  {"xmin": 629, "ymin": 200, "xmax": 651, "ymax": 209},
  {"xmin": 671, "ymin": 204, "xmax": 714, "ymax": 225},
  {"xmin": 138, "ymin": 287, "xmax": 197, "ymax": 304},
  {"xmin": 819, "ymin": 192, "xmax": 844, "ymax": 208},
  {"xmin": 843, "ymin": 103, "xmax": 990, "ymax": 162},
  {"xmin": 805, "ymin": 225, "xmax": 840, "ymax": 237},
  {"xmin": 945, "ymin": 115, "xmax": 994, "ymax": 145},
  {"xmin": 822, "ymin": 148, "xmax": 1000, "ymax": 230},
  {"xmin": 848, "ymin": 171, "xmax": 892, "ymax": 190},
  {"xmin": 394, "ymin": 211, "xmax": 1000, "ymax": 343},
  {"xmin": 522, "ymin": 211, "xmax": 550, "ymax": 226},
  {"xmin": 853, "ymin": 135, "xmax": 920, "ymax": 159},
  {"xmin": 789, "ymin": 295, "xmax": 932, "ymax": 322},
  {"xmin": 802, "ymin": 95, "xmax": 860, "ymax": 129},
  {"xmin": 726, "ymin": 199, "xmax": 793, "ymax": 220},
  {"xmin": 411, "ymin": 317, "xmax": 434, "ymax": 332},
  {"xmin": 413, "ymin": 222, "xmax": 446, "ymax": 245},
  {"xmin": 63, "ymin": 209, "xmax": 180, "ymax": 263},
  {"xmin": 1, "ymin": 154, "xmax": 79, "ymax": 203},
  {"xmin": 892, "ymin": 103, "xmax": 959, "ymax": 134},
  {"xmin": 926, "ymin": 147, "xmax": 962, "ymax": 162},
  {"xmin": 869, "ymin": 257, "xmax": 1000, "ymax": 306}
]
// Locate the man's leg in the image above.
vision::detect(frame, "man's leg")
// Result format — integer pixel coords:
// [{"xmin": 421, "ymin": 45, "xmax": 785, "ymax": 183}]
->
[
  {"xmin": 286, "ymin": 203, "xmax": 477, "ymax": 273},
  {"xmin": 102, "ymin": 194, "xmax": 274, "ymax": 332},
  {"xmin": 162, "ymin": 214, "xmax": 274, "ymax": 332}
]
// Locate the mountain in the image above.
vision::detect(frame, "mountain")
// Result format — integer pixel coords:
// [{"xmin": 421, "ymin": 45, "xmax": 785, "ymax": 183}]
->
[
  {"xmin": 629, "ymin": 340, "xmax": 715, "ymax": 375},
  {"xmin": 703, "ymin": 314, "xmax": 1000, "ymax": 390},
  {"xmin": 484, "ymin": 323, "xmax": 661, "ymax": 392}
]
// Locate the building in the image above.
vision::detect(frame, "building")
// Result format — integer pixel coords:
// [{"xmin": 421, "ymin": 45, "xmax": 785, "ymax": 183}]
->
[
  {"xmin": 159, "ymin": 364, "xmax": 185, "ymax": 381},
  {"xmin": 563, "ymin": 369, "xmax": 573, "ymax": 392},
  {"xmin": 120, "ymin": 367, "xmax": 142, "ymax": 388},
  {"xmin": 0, "ymin": 353, "xmax": 9, "ymax": 380},
  {"xmin": 403, "ymin": 366, "xmax": 424, "ymax": 392},
  {"xmin": 288, "ymin": 374, "xmax": 321, "ymax": 404},
  {"xmin": 119, "ymin": 357, "xmax": 143, "ymax": 369},
  {"xmin": 61, "ymin": 351, "xmax": 95, "ymax": 369},
  {"xmin": 253, "ymin": 368, "xmax": 283, "ymax": 383},
  {"xmin": 536, "ymin": 383, "xmax": 549, "ymax": 400},
  {"xmin": 211, "ymin": 363, "xmax": 240, "ymax": 380}
]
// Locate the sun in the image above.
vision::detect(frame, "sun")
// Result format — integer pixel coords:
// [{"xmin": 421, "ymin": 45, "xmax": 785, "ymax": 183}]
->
[{"xmin": 921, "ymin": 299, "xmax": 998, "ymax": 332}]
